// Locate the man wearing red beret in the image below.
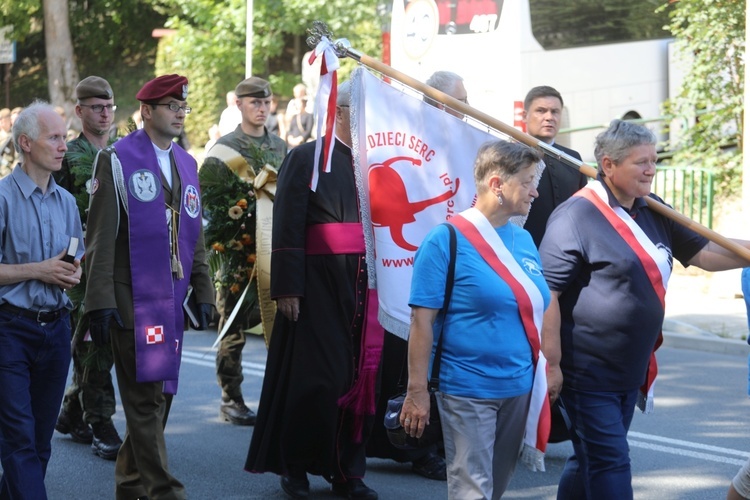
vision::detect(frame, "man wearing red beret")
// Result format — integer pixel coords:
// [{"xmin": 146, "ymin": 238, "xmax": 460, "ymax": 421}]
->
[{"xmin": 84, "ymin": 74, "xmax": 214, "ymax": 500}]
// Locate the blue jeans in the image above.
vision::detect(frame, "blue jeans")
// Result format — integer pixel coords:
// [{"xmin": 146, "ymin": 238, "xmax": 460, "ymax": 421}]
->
[
  {"xmin": 557, "ymin": 387, "xmax": 637, "ymax": 500},
  {"xmin": 742, "ymin": 268, "xmax": 750, "ymax": 334},
  {"xmin": 0, "ymin": 309, "xmax": 71, "ymax": 500}
]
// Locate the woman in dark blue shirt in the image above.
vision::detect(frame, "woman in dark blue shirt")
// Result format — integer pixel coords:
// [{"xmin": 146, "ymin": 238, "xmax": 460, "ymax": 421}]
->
[{"xmin": 541, "ymin": 120, "xmax": 750, "ymax": 500}]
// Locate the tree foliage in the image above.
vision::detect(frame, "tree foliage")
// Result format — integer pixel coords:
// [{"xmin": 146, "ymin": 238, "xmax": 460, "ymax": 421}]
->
[
  {"xmin": 155, "ymin": 0, "xmax": 383, "ymax": 146},
  {"xmin": 661, "ymin": 0, "xmax": 745, "ymax": 195},
  {"xmin": 155, "ymin": 0, "xmax": 246, "ymax": 148},
  {"xmin": 2, "ymin": 0, "xmax": 167, "ymax": 115},
  {"xmin": 2, "ymin": 0, "xmax": 383, "ymax": 144}
]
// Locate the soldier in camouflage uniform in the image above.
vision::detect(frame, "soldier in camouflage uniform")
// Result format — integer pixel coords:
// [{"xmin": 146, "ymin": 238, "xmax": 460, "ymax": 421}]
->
[
  {"xmin": 200, "ymin": 77, "xmax": 287, "ymax": 425},
  {"xmin": 54, "ymin": 76, "xmax": 123, "ymax": 460},
  {"xmin": 0, "ymin": 108, "xmax": 15, "ymax": 178}
]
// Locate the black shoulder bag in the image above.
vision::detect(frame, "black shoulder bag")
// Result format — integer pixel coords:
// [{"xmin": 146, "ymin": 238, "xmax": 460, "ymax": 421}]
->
[{"xmin": 385, "ymin": 224, "xmax": 456, "ymax": 450}]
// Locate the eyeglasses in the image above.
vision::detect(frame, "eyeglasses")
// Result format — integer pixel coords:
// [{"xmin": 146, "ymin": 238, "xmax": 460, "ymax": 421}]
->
[
  {"xmin": 151, "ymin": 103, "xmax": 192, "ymax": 114},
  {"xmin": 80, "ymin": 104, "xmax": 117, "ymax": 113}
]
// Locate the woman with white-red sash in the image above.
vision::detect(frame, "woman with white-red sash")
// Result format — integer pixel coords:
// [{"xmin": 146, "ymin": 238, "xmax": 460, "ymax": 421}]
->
[
  {"xmin": 540, "ymin": 120, "xmax": 750, "ymax": 500},
  {"xmin": 401, "ymin": 140, "xmax": 551, "ymax": 499}
]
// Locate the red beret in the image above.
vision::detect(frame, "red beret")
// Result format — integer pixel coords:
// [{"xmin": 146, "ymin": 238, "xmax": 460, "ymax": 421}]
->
[{"xmin": 136, "ymin": 74, "xmax": 189, "ymax": 102}]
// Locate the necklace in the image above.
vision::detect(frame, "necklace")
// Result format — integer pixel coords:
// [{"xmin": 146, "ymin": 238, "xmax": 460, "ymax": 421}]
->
[{"xmin": 166, "ymin": 203, "xmax": 183, "ymax": 279}]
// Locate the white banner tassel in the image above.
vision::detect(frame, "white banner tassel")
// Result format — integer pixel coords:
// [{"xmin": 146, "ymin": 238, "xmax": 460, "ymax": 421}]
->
[{"xmin": 308, "ymin": 37, "xmax": 341, "ymax": 191}]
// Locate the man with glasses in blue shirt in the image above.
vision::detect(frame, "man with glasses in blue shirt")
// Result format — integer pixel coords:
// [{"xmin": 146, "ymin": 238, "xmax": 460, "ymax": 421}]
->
[{"xmin": 54, "ymin": 75, "xmax": 124, "ymax": 461}]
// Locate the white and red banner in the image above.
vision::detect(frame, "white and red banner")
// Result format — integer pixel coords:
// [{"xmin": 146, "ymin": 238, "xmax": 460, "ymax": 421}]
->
[{"xmin": 351, "ymin": 68, "xmax": 501, "ymax": 338}]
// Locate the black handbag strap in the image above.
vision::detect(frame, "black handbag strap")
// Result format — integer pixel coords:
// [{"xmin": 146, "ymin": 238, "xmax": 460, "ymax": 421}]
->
[
  {"xmin": 428, "ymin": 223, "xmax": 456, "ymax": 392},
  {"xmin": 394, "ymin": 223, "xmax": 457, "ymax": 392}
]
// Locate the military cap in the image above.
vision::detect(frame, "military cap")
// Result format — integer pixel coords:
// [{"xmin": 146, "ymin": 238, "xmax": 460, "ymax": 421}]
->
[
  {"xmin": 136, "ymin": 74, "xmax": 189, "ymax": 102},
  {"xmin": 235, "ymin": 77, "xmax": 272, "ymax": 98},
  {"xmin": 0, "ymin": 108, "xmax": 9, "ymax": 119},
  {"xmin": 76, "ymin": 76, "xmax": 114, "ymax": 100}
]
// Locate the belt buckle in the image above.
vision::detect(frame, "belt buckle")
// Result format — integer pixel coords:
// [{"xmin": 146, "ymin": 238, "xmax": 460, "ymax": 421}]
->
[{"xmin": 37, "ymin": 310, "xmax": 49, "ymax": 324}]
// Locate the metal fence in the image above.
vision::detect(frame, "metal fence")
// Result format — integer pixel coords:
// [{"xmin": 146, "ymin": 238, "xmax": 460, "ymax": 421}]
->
[
  {"xmin": 581, "ymin": 161, "xmax": 715, "ymax": 229},
  {"xmin": 561, "ymin": 118, "xmax": 715, "ymax": 230},
  {"xmin": 652, "ymin": 165, "xmax": 715, "ymax": 229}
]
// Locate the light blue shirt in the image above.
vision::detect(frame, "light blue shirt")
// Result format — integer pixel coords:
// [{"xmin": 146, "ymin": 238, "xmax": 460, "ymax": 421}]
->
[
  {"xmin": 0, "ymin": 165, "xmax": 84, "ymax": 310},
  {"xmin": 410, "ymin": 222, "xmax": 550, "ymax": 399}
]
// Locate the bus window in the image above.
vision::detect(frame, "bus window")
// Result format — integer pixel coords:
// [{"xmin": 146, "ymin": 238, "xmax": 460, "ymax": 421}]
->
[
  {"xmin": 528, "ymin": 0, "xmax": 671, "ymax": 50},
  {"xmin": 389, "ymin": 0, "xmax": 672, "ymax": 158},
  {"xmin": 432, "ymin": 0, "xmax": 504, "ymax": 35}
]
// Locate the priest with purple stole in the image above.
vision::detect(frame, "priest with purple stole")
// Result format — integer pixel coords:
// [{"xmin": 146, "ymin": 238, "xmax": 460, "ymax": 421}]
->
[{"xmin": 84, "ymin": 74, "xmax": 214, "ymax": 500}]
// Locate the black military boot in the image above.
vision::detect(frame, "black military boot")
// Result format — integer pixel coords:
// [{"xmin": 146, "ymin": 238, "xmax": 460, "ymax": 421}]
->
[
  {"xmin": 91, "ymin": 421, "xmax": 123, "ymax": 460},
  {"xmin": 55, "ymin": 408, "xmax": 93, "ymax": 444},
  {"xmin": 219, "ymin": 398, "xmax": 256, "ymax": 426}
]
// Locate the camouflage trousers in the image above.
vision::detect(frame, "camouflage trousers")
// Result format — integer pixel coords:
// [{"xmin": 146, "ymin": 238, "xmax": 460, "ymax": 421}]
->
[
  {"xmin": 215, "ymin": 284, "xmax": 260, "ymax": 402},
  {"xmin": 61, "ymin": 327, "xmax": 116, "ymax": 425},
  {"xmin": 216, "ymin": 330, "xmax": 246, "ymax": 402}
]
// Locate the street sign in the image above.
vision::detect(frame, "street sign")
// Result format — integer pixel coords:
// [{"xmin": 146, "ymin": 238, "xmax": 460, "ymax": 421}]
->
[{"xmin": 0, "ymin": 26, "xmax": 16, "ymax": 64}]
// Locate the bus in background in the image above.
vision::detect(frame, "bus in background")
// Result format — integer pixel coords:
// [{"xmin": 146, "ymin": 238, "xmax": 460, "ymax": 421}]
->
[{"xmin": 387, "ymin": 0, "xmax": 672, "ymax": 160}]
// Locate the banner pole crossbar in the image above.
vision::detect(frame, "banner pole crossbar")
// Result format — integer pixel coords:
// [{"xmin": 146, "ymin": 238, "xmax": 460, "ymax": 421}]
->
[{"xmin": 305, "ymin": 21, "xmax": 750, "ymax": 262}]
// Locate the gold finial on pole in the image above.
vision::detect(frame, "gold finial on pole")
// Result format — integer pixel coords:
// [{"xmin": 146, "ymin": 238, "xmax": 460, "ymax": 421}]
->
[{"xmin": 306, "ymin": 21, "xmax": 359, "ymax": 60}]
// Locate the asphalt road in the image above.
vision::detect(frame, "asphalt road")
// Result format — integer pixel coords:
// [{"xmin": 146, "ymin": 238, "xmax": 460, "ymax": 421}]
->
[{"xmin": 38, "ymin": 330, "xmax": 750, "ymax": 499}]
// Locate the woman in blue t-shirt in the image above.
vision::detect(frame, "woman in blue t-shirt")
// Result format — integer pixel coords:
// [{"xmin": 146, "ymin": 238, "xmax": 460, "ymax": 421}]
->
[{"xmin": 400, "ymin": 140, "xmax": 551, "ymax": 499}]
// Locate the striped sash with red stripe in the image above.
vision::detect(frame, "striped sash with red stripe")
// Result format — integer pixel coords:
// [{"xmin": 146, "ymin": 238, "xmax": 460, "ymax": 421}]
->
[
  {"xmin": 575, "ymin": 181, "xmax": 670, "ymax": 412},
  {"xmin": 451, "ymin": 208, "xmax": 550, "ymax": 471}
]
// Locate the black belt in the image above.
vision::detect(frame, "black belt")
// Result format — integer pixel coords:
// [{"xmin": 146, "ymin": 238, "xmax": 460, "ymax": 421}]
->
[{"xmin": 0, "ymin": 304, "xmax": 68, "ymax": 323}]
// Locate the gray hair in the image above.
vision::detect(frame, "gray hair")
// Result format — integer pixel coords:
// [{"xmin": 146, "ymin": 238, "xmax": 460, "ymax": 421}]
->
[
  {"xmin": 424, "ymin": 71, "xmax": 463, "ymax": 108},
  {"xmin": 473, "ymin": 140, "xmax": 542, "ymax": 193},
  {"xmin": 336, "ymin": 80, "xmax": 351, "ymax": 106},
  {"xmin": 594, "ymin": 119, "xmax": 656, "ymax": 167},
  {"xmin": 13, "ymin": 100, "xmax": 54, "ymax": 163}
]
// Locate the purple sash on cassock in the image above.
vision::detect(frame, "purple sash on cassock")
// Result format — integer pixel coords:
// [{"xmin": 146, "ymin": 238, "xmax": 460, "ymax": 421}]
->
[{"xmin": 114, "ymin": 130, "xmax": 202, "ymax": 394}]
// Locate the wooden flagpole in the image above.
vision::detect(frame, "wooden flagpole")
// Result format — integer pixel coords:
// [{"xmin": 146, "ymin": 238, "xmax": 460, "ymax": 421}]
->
[{"xmin": 306, "ymin": 22, "xmax": 750, "ymax": 261}]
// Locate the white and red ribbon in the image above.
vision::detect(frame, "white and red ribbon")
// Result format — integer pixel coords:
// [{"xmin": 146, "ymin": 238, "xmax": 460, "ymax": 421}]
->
[
  {"xmin": 308, "ymin": 37, "xmax": 340, "ymax": 191},
  {"xmin": 575, "ymin": 181, "xmax": 670, "ymax": 413},
  {"xmin": 451, "ymin": 207, "xmax": 550, "ymax": 471}
]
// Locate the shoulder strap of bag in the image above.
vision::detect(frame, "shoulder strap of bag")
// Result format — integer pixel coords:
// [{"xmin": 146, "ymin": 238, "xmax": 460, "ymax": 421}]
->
[
  {"xmin": 429, "ymin": 223, "xmax": 456, "ymax": 391},
  {"xmin": 395, "ymin": 223, "xmax": 456, "ymax": 392}
]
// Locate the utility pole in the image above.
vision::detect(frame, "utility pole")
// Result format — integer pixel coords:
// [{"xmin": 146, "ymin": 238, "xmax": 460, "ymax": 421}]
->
[
  {"xmin": 744, "ymin": 2, "xmax": 750, "ymax": 215},
  {"xmin": 245, "ymin": 0, "xmax": 253, "ymax": 78}
]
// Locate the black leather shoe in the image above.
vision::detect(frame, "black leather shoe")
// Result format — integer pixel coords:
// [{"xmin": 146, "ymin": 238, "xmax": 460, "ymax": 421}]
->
[
  {"xmin": 280, "ymin": 475, "xmax": 309, "ymax": 498},
  {"xmin": 411, "ymin": 452, "xmax": 447, "ymax": 480},
  {"xmin": 331, "ymin": 478, "xmax": 378, "ymax": 499},
  {"xmin": 91, "ymin": 421, "xmax": 123, "ymax": 460},
  {"xmin": 55, "ymin": 409, "xmax": 93, "ymax": 444},
  {"xmin": 219, "ymin": 399, "xmax": 257, "ymax": 426}
]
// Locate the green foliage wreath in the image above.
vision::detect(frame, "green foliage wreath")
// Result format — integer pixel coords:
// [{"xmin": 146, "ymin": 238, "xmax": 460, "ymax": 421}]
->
[{"xmin": 199, "ymin": 142, "xmax": 283, "ymax": 325}]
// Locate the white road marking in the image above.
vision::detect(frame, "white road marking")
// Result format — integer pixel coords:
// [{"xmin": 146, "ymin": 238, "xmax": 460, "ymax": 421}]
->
[
  {"xmin": 628, "ymin": 431, "xmax": 749, "ymax": 466},
  {"xmin": 181, "ymin": 348, "xmax": 750, "ymax": 468},
  {"xmin": 182, "ymin": 349, "xmax": 266, "ymax": 378}
]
